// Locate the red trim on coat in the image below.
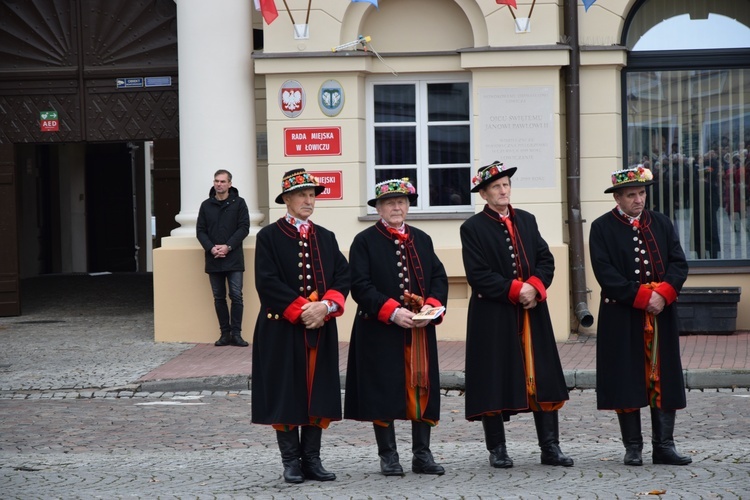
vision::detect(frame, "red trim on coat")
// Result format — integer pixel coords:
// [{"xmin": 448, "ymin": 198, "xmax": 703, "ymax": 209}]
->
[
  {"xmin": 508, "ymin": 279, "xmax": 523, "ymax": 305},
  {"xmin": 526, "ymin": 276, "xmax": 547, "ymax": 302},
  {"xmin": 322, "ymin": 289, "xmax": 346, "ymax": 318},
  {"xmin": 633, "ymin": 285, "xmax": 652, "ymax": 310},
  {"xmin": 378, "ymin": 298, "xmax": 401, "ymax": 323},
  {"xmin": 283, "ymin": 296, "xmax": 309, "ymax": 324},
  {"xmin": 655, "ymin": 282, "xmax": 678, "ymax": 305}
]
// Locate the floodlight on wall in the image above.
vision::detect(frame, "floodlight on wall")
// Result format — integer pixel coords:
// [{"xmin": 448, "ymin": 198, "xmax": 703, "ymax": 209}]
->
[{"xmin": 332, "ymin": 35, "xmax": 371, "ymax": 52}]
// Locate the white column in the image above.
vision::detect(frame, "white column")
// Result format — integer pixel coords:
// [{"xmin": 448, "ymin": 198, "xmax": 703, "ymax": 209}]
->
[{"xmin": 171, "ymin": 0, "xmax": 264, "ymax": 239}]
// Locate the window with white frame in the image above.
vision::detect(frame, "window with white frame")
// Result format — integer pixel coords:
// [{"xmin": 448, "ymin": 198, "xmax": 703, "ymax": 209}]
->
[{"xmin": 367, "ymin": 77, "xmax": 472, "ymax": 212}]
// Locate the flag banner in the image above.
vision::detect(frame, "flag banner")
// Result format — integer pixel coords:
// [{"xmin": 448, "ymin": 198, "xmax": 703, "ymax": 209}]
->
[
  {"xmin": 583, "ymin": 0, "xmax": 596, "ymax": 11},
  {"xmin": 352, "ymin": 0, "xmax": 379, "ymax": 8},
  {"xmin": 496, "ymin": 0, "xmax": 518, "ymax": 8},
  {"xmin": 258, "ymin": 0, "xmax": 279, "ymax": 24}
]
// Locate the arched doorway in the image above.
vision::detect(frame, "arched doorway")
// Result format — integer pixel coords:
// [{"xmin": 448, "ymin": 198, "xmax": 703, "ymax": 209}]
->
[{"xmin": 0, "ymin": 0, "xmax": 181, "ymax": 315}]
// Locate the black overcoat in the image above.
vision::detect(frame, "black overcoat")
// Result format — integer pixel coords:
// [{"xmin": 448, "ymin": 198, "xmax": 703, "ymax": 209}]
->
[
  {"xmin": 251, "ymin": 219, "xmax": 350, "ymax": 425},
  {"xmin": 344, "ymin": 222, "xmax": 448, "ymax": 422},
  {"xmin": 590, "ymin": 208, "xmax": 688, "ymax": 410},
  {"xmin": 461, "ymin": 205, "xmax": 568, "ymax": 421},
  {"xmin": 196, "ymin": 186, "xmax": 250, "ymax": 273}
]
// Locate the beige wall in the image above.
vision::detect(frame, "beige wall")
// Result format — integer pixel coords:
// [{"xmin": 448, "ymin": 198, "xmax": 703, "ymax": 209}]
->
[{"xmin": 154, "ymin": 0, "xmax": 750, "ymax": 344}]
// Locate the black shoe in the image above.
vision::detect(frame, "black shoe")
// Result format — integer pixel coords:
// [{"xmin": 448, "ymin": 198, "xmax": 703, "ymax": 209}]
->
[
  {"xmin": 214, "ymin": 332, "xmax": 231, "ymax": 346},
  {"xmin": 276, "ymin": 430, "xmax": 305, "ymax": 484},
  {"xmin": 411, "ymin": 421, "xmax": 445, "ymax": 475},
  {"xmin": 617, "ymin": 411, "xmax": 643, "ymax": 466},
  {"xmin": 533, "ymin": 411, "xmax": 574, "ymax": 467},
  {"xmin": 650, "ymin": 408, "xmax": 692, "ymax": 466},
  {"xmin": 482, "ymin": 415, "xmax": 513, "ymax": 468},
  {"xmin": 300, "ymin": 426, "xmax": 336, "ymax": 481},
  {"xmin": 373, "ymin": 423, "xmax": 405, "ymax": 476},
  {"xmin": 230, "ymin": 333, "xmax": 248, "ymax": 347}
]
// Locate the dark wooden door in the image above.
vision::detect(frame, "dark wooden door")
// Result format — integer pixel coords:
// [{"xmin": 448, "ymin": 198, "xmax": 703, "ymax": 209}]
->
[
  {"xmin": 85, "ymin": 143, "xmax": 136, "ymax": 272},
  {"xmin": 0, "ymin": 144, "xmax": 20, "ymax": 316},
  {"xmin": 152, "ymin": 138, "xmax": 181, "ymax": 248}
]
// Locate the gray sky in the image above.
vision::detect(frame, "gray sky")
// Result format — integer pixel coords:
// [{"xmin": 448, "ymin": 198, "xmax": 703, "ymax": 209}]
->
[{"xmin": 635, "ymin": 14, "xmax": 750, "ymax": 50}]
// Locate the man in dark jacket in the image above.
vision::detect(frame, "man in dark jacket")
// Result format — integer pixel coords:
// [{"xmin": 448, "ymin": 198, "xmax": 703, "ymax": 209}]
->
[
  {"xmin": 251, "ymin": 168, "xmax": 350, "ymax": 484},
  {"xmin": 345, "ymin": 178, "xmax": 448, "ymax": 477},
  {"xmin": 196, "ymin": 169, "xmax": 250, "ymax": 347},
  {"xmin": 461, "ymin": 161, "xmax": 573, "ymax": 469},
  {"xmin": 590, "ymin": 165, "xmax": 692, "ymax": 466}
]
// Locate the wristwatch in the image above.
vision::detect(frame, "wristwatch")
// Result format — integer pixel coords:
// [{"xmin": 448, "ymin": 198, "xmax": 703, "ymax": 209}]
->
[{"xmin": 227, "ymin": 245, "xmax": 232, "ymax": 252}]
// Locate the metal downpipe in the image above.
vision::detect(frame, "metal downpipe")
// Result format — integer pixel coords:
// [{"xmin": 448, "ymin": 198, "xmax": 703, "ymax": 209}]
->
[{"xmin": 564, "ymin": 0, "xmax": 594, "ymax": 328}]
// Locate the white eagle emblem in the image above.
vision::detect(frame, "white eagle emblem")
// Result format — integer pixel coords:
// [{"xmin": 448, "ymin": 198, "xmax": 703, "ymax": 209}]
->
[{"xmin": 282, "ymin": 89, "xmax": 302, "ymax": 111}]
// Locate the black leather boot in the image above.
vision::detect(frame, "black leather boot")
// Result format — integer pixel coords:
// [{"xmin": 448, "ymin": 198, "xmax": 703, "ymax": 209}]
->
[
  {"xmin": 276, "ymin": 429, "xmax": 304, "ymax": 483},
  {"xmin": 650, "ymin": 408, "xmax": 692, "ymax": 465},
  {"xmin": 230, "ymin": 332, "xmax": 248, "ymax": 347},
  {"xmin": 214, "ymin": 331, "xmax": 231, "ymax": 346},
  {"xmin": 533, "ymin": 411, "xmax": 574, "ymax": 467},
  {"xmin": 373, "ymin": 423, "xmax": 404, "ymax": 476},
  {"xmin": 300, "ymin": 426, "xmax": 336, "ymax": 481},
  {"xmin": 617, "ymin": 411, "xmax": 643, "ymax": 466},
  {"xmin": 482, "ymin": 414, "xmax": 513, "ymax": 468},
  {"xmin": 411, "ymin": 421, "xmax": 445, "ymax": 475}
]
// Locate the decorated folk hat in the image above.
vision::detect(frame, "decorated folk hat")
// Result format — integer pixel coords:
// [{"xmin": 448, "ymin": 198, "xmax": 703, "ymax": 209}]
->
[
  {"xmin": 605, "ymin": 165, "xmax": 655, "ymax": 194},
  {"xmin": 275, "ymin": 168, "xmax": 326, "ymax": 204},
  {"xmin": 470, "ymin": 161, "xmax": 517, "ymax": 193},
  {"xmin": 367, "ymin": 178, "xmax": 418, "ymax": 207}
]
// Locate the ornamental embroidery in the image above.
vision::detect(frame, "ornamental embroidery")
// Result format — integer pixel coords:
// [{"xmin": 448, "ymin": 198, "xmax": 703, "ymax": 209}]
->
[
  {"xmin": 471, "ymin": 161, "xmax": 514, "ymax": 190},
  {"xmin": 373, "ymin": 178, "xmax": 416, "ymax": 200}
]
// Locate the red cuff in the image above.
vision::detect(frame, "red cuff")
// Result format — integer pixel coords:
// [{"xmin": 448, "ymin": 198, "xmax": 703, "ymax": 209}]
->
[
  {"xmin": 378, "ymin": 298, "xmax": 401, "ymax": 324},
  {"xmin": 633, "ymin": 285, "xmax": 652, "ymax": 310},
  {"xmin": 283, "ymin": 296, "xmax": 310, "ymax": 324},
  {"xmin": 425, "ymin": 297, "xmax": 443, "ymax": 309},
  {"xmin": 508, "ymin": 279, "xmax": 523, "ymax": 305},
  {"xmin": 322, "ymin": 289, "xmax": 346, "ymax": 318},
  {"xmin": 526, "ymin": 276, "xmax": 547, "ymax": 302},
  {"xmin": 655, "ymin": 282, "xmax": 678, "ymax": 305}
]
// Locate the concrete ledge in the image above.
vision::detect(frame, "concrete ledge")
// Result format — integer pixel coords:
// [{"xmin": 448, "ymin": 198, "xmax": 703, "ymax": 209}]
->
[
  {"xmin": 440, "ymin": 371, "xmax": 466, "ymax": 391},
  {"xmin": 685, "ymin": 369, "xmax": 750, "ymax": 390},
  {"xmin": 136, "ymin": 369, "xmax": 750, "ymax": 394},
  {"xmin": 139, "ymin": 375, "xmax": 250, "ymax": 393}
]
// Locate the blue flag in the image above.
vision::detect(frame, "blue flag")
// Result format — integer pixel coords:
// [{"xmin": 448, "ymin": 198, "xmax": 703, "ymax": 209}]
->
[
  {"xmin": 352, "ymin": 0, "xmax": 378, "ymax": 8},
  {"xmin": 582, "ymin": 0, "xmax": 596, "ymax": 11}
]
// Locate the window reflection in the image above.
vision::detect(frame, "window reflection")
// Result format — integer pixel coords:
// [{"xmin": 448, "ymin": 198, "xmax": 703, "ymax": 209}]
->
[{"xmin": 625, "ymin": 68, "xmax": 750, "ymax": 260}]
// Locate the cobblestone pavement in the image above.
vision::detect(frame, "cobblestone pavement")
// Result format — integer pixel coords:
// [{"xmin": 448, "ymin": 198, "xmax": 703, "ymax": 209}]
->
[
  {"xmin": 0, "ymin": 274, "xmax": 192, "ymax": 392},
  {"xmin": 1, "ymin": 390, "xmax": 749, "ymax": 499}
]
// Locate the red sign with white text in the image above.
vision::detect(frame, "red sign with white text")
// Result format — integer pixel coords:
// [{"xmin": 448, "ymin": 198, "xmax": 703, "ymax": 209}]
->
[
  {"xmin": 312, "ymin": 171, "xmax": 343, "ymax": 200},
  {"xmin": 284, "ymin": 127, "xmax": 341, "ymax": 156}
]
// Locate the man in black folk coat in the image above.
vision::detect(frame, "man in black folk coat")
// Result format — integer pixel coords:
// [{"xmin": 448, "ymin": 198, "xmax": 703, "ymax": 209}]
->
[
  {"xmin": 460, "ymin": 161, "xmax": 573, "ymax": 469},
  {"xmin": 345, "ymin": 179, "xmax": 448, "ymax": 477},
  {"xmin": 251, "ymin": 169, "xmax": 350, "ymax": 483},
  {"xmin": 590, "ymin": 166, "xmax": 692, "ymax": 466},
  {"xmin": 196, "ymin": 169, "xmax": 250, "ymax": 347}
]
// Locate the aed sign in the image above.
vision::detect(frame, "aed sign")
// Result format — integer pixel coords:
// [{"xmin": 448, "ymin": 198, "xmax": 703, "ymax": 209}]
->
[
  {"xmin": 40, "ymin": 111, "xmax": 59, "ymax": 132},
  {"xmin": 284, "ymin": 127, "xmax": 341, "ymax": 156},
  {"xmin": 312, "ymin": 171, "xmax": 343, "ymax": 200}
]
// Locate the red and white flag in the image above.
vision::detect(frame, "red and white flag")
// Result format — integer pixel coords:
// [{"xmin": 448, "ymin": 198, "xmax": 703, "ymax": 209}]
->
[
  {"xmin": 254, "ymin": 0, "xmax": 279, "ymax": 25},
  {"xmin": 496, "ymin": 0, "xmax": 518, "ymax": 8}
]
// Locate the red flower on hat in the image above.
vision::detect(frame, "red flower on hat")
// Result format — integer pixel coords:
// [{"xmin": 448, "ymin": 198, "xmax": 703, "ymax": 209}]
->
[
  {"xmin": 295, "ymin": 175, "xmax": 305, "ymax": 184},
  {"xmin": 283, "ymin": 180, "xmax": 291, "ymax": 189}
]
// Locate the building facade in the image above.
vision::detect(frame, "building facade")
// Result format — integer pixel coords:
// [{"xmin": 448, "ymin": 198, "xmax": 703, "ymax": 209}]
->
[{"xmin": 2, "ymin": 0, "xmax": 749, "ymax": 341}]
